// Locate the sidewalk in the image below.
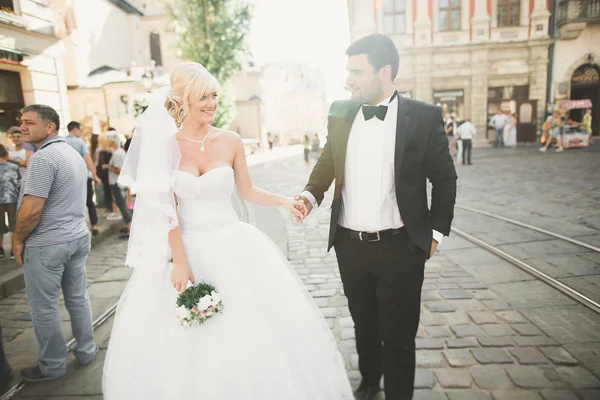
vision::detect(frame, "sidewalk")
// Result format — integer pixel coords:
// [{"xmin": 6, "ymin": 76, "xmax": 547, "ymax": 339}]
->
[{"xmin": 0, "ymin": 215, "xmax": 124, "ymax": 301}]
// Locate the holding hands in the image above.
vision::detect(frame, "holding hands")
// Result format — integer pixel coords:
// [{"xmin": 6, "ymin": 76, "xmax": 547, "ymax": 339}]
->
[{"xmin": 280, "ymin": 196, "xmax": 309, "ymax": 223}]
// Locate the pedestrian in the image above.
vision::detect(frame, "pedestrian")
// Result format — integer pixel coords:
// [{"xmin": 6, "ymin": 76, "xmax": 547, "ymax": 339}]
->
[
  {"xmin": 489, "ymin": 110, "xmax": 509, "ymax": 148},
  {"xmin": 0, "ymin": 144, "xmax": 20, "ymax": 259},
  {"xmin": 504, "ymin": 113, "xmax": 518, "ymax": 149},
  {"xmin": 12, "ymin": 104, "xmax": 97, "ymax": 382},
  {"xmin": 541, "ymin": 115, "xmax": 552, "ymax": 145},
  {"xmin": 66, "ymin": 121, "xmax": 103, "ymax": 236},
  {"xmin": 296, "ymin": 33, "xmax": 457, "ymax": 400},
  {"xmin": 303, "ymin": 134, "xmax": 310, "ymax": 167},
  {"xmin": 267, "ymin": 132, "xmax": 274, "ymax": 151},
  {"xmin": 445, "ymin": 114, "xmax": 457, "ymax": 157},
  {"xmin": 96, "ymin": 134, "xmax": 118, "ymax": 217},
  {"xmin": 0, "ymin": 321, "xmax": 12, "ymax": 387},
  {"xmin": 540, "ymin": 112, "xmax": 564, "ymax": 152},
  {"xmin": 102, "ymin": 135, "xmax": 131, "ymax": 238},
  {"xmin": 582, "ymin": 108, "xmax": 593, "ymax": 144},
  {"xmin": 457, "ymin": 118, "xmax": 476, "ymax": 165},
  {"xmin": 311, "ymin": 133, "xmax": 320, "ymax": 161},
  {"xmin": 7, "ymin": 126, "xmax": 32, "ymax": 177}
]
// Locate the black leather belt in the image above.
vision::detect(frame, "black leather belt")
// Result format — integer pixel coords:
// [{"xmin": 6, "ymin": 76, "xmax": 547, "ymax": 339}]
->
[{"xmin": 337, "ymin": 226, "xmax": 406, "ymax": 242}]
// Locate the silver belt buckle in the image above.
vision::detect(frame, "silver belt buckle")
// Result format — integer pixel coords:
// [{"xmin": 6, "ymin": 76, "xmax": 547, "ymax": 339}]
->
[{"xmin": 360, "ymin": 231, "xmax": 381, "ymax": 242}]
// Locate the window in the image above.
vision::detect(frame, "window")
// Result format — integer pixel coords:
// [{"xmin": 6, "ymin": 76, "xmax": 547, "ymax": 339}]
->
[
  {"xmin": 150, "ymin": 32, "xmax": 163, "ymax": 67},
  {"xmin": 497, "ymin": 0, "xmax": 520, "ymax": 27},
  {"xmin": 0, "ymin": 0, "xmax": 17, "ymax": 14},
  {"xmin": 439, "ymin": 0, "xmax": 461, "ymax": 31},
  {"xmin": 383, "ymin": 0, "xmax": 405, "ymax": 35}
]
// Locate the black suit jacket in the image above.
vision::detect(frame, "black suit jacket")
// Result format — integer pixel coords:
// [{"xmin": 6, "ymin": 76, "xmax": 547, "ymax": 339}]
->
[{"xmin": 303, "ymin": 95, "xmax": 457, "ymax": 254}]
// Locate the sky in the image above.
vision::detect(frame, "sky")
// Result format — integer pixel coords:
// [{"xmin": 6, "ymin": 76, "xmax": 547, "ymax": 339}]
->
[{"xmin": 246, "ymin": 0, "xmax": 351, "ymax": 103}]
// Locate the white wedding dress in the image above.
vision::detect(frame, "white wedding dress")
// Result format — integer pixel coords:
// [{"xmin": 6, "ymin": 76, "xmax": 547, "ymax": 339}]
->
[{"xmin": 103, "ymin": 166, "xmax": 354, "ymax": 399}]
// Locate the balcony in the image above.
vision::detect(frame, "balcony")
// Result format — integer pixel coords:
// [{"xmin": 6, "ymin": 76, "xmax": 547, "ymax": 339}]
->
[{"xmin": 558, "ymin": 0, "xmax": 600, "ymax": 39}]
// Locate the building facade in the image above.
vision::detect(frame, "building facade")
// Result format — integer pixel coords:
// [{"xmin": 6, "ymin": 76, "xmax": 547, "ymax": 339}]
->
[
  {"xmin": 0, "ymin": 0, "xmax": 70, "ymax": 141},
  {"xmin": 550, "ymin": 0, "xmax": 600, "ymax": 136},
  {"xmin": 347, "ymin": 0, "xmax": 553, "ymax": 143}
]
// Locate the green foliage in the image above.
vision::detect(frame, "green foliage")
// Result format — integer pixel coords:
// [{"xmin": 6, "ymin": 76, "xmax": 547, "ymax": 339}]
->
[
  {"xmin": 163, "ymin": 0, "xmax": 253, "ymax": 128},
  {"xmin": 176, "ymin": 281, "xmax": 216, "ymax": 309}
]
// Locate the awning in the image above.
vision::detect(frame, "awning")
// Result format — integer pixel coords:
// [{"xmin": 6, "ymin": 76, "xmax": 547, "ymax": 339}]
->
[{"xmin": 558, "ymin": 99, "xmax": 593, "ymax": 110}]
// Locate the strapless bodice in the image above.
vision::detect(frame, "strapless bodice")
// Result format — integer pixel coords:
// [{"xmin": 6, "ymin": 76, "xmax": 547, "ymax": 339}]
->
[{"xmin": 173, "ymin": 167, "xmax": 239, "ymax": 233}]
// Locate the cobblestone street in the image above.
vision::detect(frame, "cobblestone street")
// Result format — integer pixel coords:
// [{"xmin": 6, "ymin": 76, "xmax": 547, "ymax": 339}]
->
[{"xmin": 3, "ymin": 146, "xmax": 600, "ymax": 399}]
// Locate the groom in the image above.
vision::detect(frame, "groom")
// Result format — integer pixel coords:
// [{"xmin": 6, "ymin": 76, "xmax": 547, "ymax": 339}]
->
[{"xmin": 296, "ymin": 34, "xmax": 457, "ymax": 400}]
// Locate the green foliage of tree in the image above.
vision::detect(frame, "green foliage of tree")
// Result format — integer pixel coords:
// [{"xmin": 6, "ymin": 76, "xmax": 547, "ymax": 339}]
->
[{"xmin": 163, "ymin": 0, "xmax": 253, "ymax": 128}]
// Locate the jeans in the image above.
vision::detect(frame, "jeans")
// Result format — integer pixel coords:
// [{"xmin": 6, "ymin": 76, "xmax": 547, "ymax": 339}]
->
[
  {"xmin": 23, "ymin": 234, "xmax": 96, "ymax": 376},
  {"xmin": 494, "ymin": 128, "xmax": 504, "ymax": 147},
  {"xmin": 110, "ymin": 184, "xmax": 132, "ymax": 224}
]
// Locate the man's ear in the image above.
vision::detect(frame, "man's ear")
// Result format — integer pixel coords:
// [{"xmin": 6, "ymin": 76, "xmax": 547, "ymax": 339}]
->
[{"xmin": 379, "ymin": 65, "xmax": 392, "ymax": 81}]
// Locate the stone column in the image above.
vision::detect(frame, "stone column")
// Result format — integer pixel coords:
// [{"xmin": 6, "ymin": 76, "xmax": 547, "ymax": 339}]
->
[
  {"xmin": 530, "ymin": 0, "xmax": 551, "ymax": 38},
  {"xmin": 529, "ymin": 45, "xmax": 550, "ymax": 131},
  {"xmin": 470, "ymin": 48, "xmax": 489, "ymax": 146},
  {"xmin": 414, "ymin": 0, "xmax": 431, "ymax": 46},
  {"xmin": 471, "ymin": 0, "xmax": 490, "ymax": 43}
]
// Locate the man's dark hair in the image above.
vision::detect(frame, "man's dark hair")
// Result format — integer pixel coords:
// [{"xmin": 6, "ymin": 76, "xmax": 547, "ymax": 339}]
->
[
  {"xmin": 21, "ymin": 104, "xmax": 60, "ymax": 132},
  {"xmin": 67, "ymin": 121, "xmax": 81, "ymax": 132},
  {"xmin": 346, "ymin": 33, "xmax": 400, "ymax": 80},
  {"xmin": 107, "ymin": 127, "xmax": 116, "ymax": 132},
  {"xmin": 0, "ymin": 144, "xmax": 7, "ymax": 158}
]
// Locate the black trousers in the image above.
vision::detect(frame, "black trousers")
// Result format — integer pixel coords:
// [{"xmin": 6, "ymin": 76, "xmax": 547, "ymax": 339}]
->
[
  {"xmin": 462, "ymin": 139, "xmax": 472, "ymax": 165},
  {"xmin": 334, "ymin": 228, "xmax": 425, "ymax": 400},
  {"xmin": 110, "ymin": 184, "xmax": 132, "ymax": 224},
  {"xmin": 86, "ymin": 179, "xmax": 98, "ymax": 226}
]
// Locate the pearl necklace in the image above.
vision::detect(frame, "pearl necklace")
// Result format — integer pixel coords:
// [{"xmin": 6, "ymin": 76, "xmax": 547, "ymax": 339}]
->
[{"xmin": 181, "ymin": 127, "xmax": 210, "ymax": 152}]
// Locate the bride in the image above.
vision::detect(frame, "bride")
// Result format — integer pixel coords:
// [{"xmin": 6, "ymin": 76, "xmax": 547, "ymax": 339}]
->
[{"xmin": 102, "ymin": 62, "xmax": 354, "ymax": 399}]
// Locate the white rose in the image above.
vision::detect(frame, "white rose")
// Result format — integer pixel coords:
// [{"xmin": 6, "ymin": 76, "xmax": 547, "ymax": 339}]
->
[
  {"xmin": 175, "ymin": 305, "xmax": 189, "ymax": 320},
  {"xmin": 198, "ymin": 295, "xmax": 212, "ymax": 311},
  {"xmin": 210, "ymin": 291, "xmax": 221, "ymax": 304}
]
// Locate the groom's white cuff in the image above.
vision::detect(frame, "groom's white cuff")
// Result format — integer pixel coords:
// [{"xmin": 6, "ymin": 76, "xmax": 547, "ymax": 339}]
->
[
  {"xmin": 300, "ymin": 191, "xmax": 318, "ymax": 211},
  {"xmin": 432, "ymin": 230, "xmax": 444, "ymax": 246}
]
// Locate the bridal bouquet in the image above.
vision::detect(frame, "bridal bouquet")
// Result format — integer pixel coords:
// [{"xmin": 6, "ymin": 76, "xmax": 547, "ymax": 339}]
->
[{"xmin": 175, "ymin": 282, "xmax": 224, "ymax": 327}]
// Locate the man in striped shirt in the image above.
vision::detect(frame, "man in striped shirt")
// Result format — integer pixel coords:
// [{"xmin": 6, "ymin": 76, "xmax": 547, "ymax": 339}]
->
[{"xmin": 13, "ymin": 105, "xmax": 97, "ymax": 383}]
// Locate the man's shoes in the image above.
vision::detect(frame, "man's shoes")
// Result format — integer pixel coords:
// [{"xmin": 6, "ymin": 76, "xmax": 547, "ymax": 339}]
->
[
  {"xmin": 354, "ymin": 385, "xmax": 383, "ymax": 400},
  {"xmin": 20, "ymin": 366, "xmax": 62, "ymax": 383},
  {"xmin": 78, "ymin": 345, "xmax": 99, "ymax": 366}
]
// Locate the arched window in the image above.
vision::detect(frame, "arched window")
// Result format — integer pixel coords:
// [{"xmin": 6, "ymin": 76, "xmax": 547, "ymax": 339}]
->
[
  {"xmin": 571, "ymin": 63, "xmax": 600, "ymax": 85},
  {"xmin": 150, "ymin": 32, "xmax": 163, "ymax": 67}
]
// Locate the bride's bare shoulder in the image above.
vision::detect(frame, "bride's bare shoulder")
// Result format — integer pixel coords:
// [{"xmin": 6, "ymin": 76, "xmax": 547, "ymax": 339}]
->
[{"xmin": 212, "ymin": 127, "xmax": 243, "ymax": 146}]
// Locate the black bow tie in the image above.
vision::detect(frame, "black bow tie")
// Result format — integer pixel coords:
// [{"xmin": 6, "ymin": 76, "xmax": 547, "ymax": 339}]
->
[
  {"xmin": 361, "ymin": 91, "xmax": 399, "ymax": 121},
  {"xmin": 362, "ymin": 105, "xmax": 388, "ymax": 121}
]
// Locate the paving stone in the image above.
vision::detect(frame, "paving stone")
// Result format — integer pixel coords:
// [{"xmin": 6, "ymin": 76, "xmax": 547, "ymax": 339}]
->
[
  {"xmin": 443, "ymin": 349, "xmax": 477, "ymax": 367},
  {"xmin": 505, "ymin": 366, "xmax": 555, "ymax": 388},
  {"xmin": 414, "ymin": 368, "xmax": 436, "ymax": 389},
  {"xmin": 578, "ymin": 390, "xmax": 600, "ymax": 400},
  {"xmin": 483, "ymin": 300, "xmax": 512, "ymax": 311},
  {"xmin": 425, "ymin": 326, "xmax": 453, "ymax": 338},
  {"xmin": 446, "ymin": 391, "xmax": 493, "ymax": 400},
  {"xmin": 555, "ymin": 366, "xmax": 600, "ymax": 389},
  {"xmin": 413, "ymin": 390, "xmax": 449, "ymax": 400},
  {"xmin": 540, "ymin": 389, "xmax": 581, "ymax": 400},
  {"xmin": 421, "ymin": 313, "xmax": 447, "ymax": 326},
  {"xmin": 446, "ymin": 338, "xmax": 478, "ymax": 348},
  {"xmin": 438, "ymin": 282, "xmax": 460, "ymax": 290},
  {"xmin": 471, "ymin": 290, "xmax": 498, "ymax": 300},
  {"xmin": 416, "ymin": 338, "xmax": 445, "ymax": 350},
  {"xmin": 450, "ymin": 324, "xmax": 485, "ymax": 338},
  {"xmin": 434, "ymin": 369, "xmax": 472, "ymax": 388},
  {"xmin": 477, "ymin": 337, "xmax": 514, "ymax": 347},
  {"xmin": 426, "ymin": 301, "xmax": 456, "ymax": 313},
  {"xmin": 460, "ymin": 282, "xmax": 488, "ymax": 290},
  {"xmin": 446, "ymin": 312, "xmax": 472, "ymax": 325},
  {"xmin": 417, "ymin": 351, "xmax": 445, "ymax": 368},
  {"xmin": 508, "ymin": 347, "xmax": 549, "ymax": 364},
  {"xmin": 512, "ymin": 336, "xmax": 557, "ymax": 347},
  {"xmin": 482, "ymin": 324, "xmax": 518, "ymax": 337},
  {"xmin": 539, "ymin": 347, "xmax": 579, "ymax": 366},
  {"xmin": 440, "ymin": 289, "xmax": 472, "ymax": 299},
  {"xmin": 491, "ymin": 391, "xmax": 543, "ymax": 400},
  {"xmin": 469, "ymin": 311, "xmax": 501, "ymax": 325},
  {"xmin": 422, "ymin": 291, "xmax": 442, "ymax": 301},
  {"xmin": 496, "ymin": 310, "xmax": 528, "ymax": 323},
  {"xmin": 471, "ymin": 348, "xmax": 514, "ymax": 364},
  {"xmin": 511, "ymin": 324, "xmax": 544, "ymax": 336},
  {"xmin": 469, "ymin": 366, "xmax": 512, "ymax": 390}
]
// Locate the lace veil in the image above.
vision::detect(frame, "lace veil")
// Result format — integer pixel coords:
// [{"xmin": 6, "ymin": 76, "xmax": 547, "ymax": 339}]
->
[{"xmin": 118, "ymin": 86, "xmax": 181, "ymax": 269}]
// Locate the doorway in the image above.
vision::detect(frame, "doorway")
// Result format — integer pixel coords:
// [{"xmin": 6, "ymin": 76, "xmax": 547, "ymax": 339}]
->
[{"xmin": 570, "ymin": 63, "xmax": 600, "ymax": 136}]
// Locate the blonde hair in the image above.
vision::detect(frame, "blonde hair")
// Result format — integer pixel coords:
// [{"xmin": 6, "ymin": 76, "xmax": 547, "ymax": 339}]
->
[{"xmin": 165, "ymin": 62, "xmax": 220, "ymax": 127}]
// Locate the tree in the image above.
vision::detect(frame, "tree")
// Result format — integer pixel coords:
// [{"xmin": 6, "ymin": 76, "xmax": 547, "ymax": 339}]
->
[{"xmin": 163, "ymin": 0, "xmax": 253, "ymax": 128}]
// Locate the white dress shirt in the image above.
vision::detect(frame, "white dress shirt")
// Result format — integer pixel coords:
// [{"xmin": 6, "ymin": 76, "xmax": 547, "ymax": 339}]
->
[
  {"xmin": 303, "ymin": 91, "xmax": 444, "ymax": 245},
  {"xmin": 457, "ymin": 121, "xmax": 476, "ymax": 140}
]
